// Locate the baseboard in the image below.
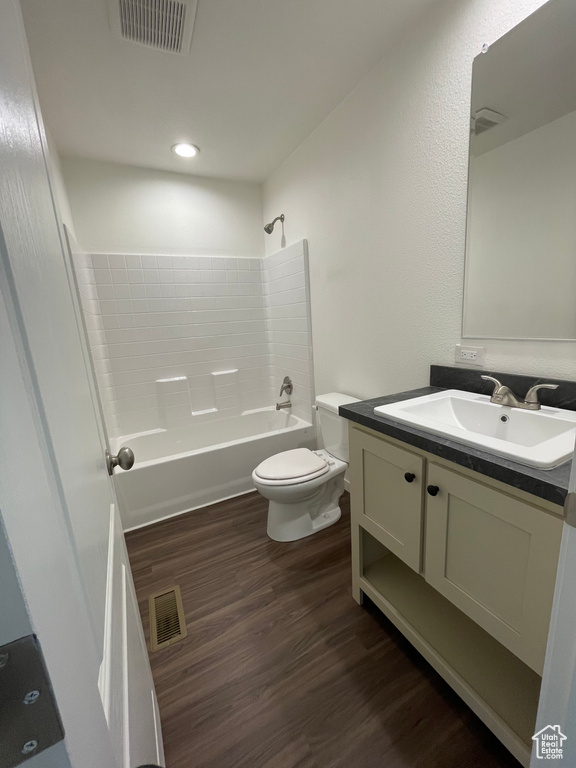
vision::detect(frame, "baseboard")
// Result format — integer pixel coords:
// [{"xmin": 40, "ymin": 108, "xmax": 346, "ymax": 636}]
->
[{"xmin": 124, "ymin": 488, "xmax": 259, "ymax": 533}]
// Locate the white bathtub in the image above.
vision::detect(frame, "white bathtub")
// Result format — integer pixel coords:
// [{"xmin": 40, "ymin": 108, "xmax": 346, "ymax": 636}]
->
[{"xmin": 112, "ymin": 409, "xmax": 315, "ymax": 530}]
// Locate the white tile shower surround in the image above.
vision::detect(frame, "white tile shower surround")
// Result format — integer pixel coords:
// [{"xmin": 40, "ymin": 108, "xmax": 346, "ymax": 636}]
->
[
  {"xmin": 83, "ymin": 241, "xmax": 314, "ymax": 438},
  {"xmin": 74, "ymin": 251, "xmax": 120, "ymax": 436},
  {"xmin": 262, "ymin": 241, "xmax": 315, "ymax": 424}
]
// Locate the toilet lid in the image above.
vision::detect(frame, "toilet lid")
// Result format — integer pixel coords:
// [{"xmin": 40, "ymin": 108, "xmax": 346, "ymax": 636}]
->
[{"xmin": 255, "ymin": 448, "xmax": 328, "ymax": 481}]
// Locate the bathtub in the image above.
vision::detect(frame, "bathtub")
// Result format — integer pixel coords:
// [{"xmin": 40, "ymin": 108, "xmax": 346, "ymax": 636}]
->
[{"xmin": 112, "ymin": 409, "xmax": 315, "ymax": 530}]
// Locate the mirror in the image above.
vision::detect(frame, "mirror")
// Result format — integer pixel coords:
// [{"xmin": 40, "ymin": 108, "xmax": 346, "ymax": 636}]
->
[{"xmin": 462, "ymin": 0, "xmax": 576, "ymax": 341}]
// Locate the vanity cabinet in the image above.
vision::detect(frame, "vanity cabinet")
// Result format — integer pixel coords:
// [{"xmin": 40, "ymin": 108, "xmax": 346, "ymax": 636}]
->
[
  {"xmin": 348, "ymin": 422, "xmax": 564, "ymax": 766},
  {"xmin": 425, "ymin": 463, "xmax": 561, "ymax": 674},
  {"xmin": 350, "ymin": 428, "xmax": 424, "ymax": 572}
]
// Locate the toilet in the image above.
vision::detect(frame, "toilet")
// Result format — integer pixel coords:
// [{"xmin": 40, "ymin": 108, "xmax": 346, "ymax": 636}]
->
[{"xmin": 252, "ymin": 393, "xmax": 359, "ymax": 542}]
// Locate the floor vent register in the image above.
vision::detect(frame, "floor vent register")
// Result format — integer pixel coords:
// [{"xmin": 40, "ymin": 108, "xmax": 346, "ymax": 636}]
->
[{"xmin": 149, "ymin": 585, "xmax": 187, "ymax": 651}]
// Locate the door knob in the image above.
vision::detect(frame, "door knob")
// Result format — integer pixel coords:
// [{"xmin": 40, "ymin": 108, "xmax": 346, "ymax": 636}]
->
[
  {"xmin": 106, "ymin": 447, "xmax": 135, "ymax": 476},
  {"xmin": 427, "ymin": 485, "xmax": 439, "ymax": 497},
  {"xmin": 404, "ymin": 472, "xmax": 416, "ymax": 483}
]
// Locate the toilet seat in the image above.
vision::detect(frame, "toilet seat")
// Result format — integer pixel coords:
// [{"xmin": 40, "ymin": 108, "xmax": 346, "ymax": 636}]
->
[{"xmin": 254, "ymin": 448, "xmax": 329, "ymax": 486}]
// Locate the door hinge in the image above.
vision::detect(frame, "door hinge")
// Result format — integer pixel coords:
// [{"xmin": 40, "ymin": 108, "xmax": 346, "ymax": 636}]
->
[
  {"xmin": 0, "ymin": 635, "xmax": 64, "ymax": 767},
  {"xmin": 564, "ymin": 492, "xmax": 576, "ymax": 529}
]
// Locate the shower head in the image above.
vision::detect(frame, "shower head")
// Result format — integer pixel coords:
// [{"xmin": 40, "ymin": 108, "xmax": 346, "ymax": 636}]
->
[{"xmin": 264, "ymin": 214, "xmax": 284, "ymax": 234}]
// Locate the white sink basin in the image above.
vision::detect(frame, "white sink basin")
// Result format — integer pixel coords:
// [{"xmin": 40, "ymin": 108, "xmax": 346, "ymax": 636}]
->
[{"xmin": 374, "ymin": 390, "xmax": 576, "ymax": 469}]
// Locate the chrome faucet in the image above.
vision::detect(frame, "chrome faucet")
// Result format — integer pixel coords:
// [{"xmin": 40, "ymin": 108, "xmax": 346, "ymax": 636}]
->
[
  {"xmin": 481, "ymin": 375, "xmax": 558, "ymax": 411},
  {"xmin": 276, "ymin": 376, "xmax": 293, "ymax": 410}
]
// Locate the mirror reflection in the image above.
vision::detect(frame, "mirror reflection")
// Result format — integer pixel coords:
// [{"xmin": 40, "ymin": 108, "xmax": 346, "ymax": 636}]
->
[{"xmin": 462, "ymin": 0, "xmax": 576, "ymax": 341}]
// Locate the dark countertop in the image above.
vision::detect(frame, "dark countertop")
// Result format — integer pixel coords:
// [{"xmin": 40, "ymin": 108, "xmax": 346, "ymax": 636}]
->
[{"xmin": 340, "ymin": 386, "xmax": 571, "ymax": 508}]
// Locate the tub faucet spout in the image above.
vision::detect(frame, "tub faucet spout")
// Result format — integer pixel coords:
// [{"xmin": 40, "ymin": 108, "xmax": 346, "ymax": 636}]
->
[{"xmin": 276, "ymin": 400, "xmax": 292, "ymax": 410}]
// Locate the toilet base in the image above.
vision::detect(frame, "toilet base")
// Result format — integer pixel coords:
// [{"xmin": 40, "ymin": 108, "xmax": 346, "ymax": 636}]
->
[{"xmin": 266, "ymin": 476, "xmax": 344, "ymax": 542}]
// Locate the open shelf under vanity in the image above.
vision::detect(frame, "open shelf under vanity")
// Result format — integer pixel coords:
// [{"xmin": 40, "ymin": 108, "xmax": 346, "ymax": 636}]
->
[
  {"xmin": 344, "ymin": 421, "xmax": 565, "ymax": 767},
  {"xmin": 359, "ymin": 529, "xmax": 540, "ymax": 762}
]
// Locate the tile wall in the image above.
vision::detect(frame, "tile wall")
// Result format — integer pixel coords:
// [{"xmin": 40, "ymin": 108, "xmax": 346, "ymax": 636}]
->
[
  {"xmin": 263, "ymin": 240, "xmax": 314, "ymax": 422},
  {"xmin": 74, "ymin": 252, "xmax": 120, "ymax": 436},
  {"xmin": 82, "ymin": 242, "xmax": 314, "ymax": 438}
]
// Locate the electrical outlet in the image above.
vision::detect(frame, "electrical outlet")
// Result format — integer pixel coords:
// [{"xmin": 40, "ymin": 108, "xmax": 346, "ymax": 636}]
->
[{"xmin": 455, "ymin": 344, "xmax": 485, "ymax": 366}]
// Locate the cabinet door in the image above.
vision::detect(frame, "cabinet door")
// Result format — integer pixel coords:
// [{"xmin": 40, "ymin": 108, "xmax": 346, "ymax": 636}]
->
[
  {"xmin": 350, "ymin": 427, "xmax": 424, "ymax": 572},
  {"xmin": 425, "ymin": 463, "xmax": 562, "ymax": 674}
]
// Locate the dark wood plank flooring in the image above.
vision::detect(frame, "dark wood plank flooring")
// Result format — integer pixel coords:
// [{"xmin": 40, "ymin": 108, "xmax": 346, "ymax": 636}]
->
[{"xmin": 126, "ymin": 491, "xmax": 521, "ymax": 768}]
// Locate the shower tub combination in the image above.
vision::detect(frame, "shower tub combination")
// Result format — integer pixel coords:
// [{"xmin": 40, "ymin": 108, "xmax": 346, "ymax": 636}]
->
[{"xmin": 113, "ymin": 408, "xmax": 314, "ymax": 530}]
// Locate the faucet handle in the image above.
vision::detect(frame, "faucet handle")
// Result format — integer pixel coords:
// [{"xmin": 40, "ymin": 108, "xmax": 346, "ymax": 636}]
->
[
  {"xmin": 279, "ymin": 375, "xmax": 293, "ymax": 397},
  {"xmin": 524, "ymin": 383, "xmax": 559, "ymax": 405},
  {"xmin": 481, "ymin": 375, "xmax": 503, "ymax": 394}
]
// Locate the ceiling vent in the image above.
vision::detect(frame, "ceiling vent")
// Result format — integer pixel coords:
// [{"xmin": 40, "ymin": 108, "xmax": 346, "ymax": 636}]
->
[
  {"xmin": 473, "ymin": 107, "xmax": 508, "ymax": 135},
  {"xmin": 108, "ymin": 0, "xmax": 197, "ymax": 55}
]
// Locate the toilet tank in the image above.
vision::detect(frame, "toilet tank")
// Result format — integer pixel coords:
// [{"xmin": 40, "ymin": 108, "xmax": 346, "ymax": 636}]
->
[{"xmin": 315, "ymin": 393, "xmax": 360, "ymax": 462}]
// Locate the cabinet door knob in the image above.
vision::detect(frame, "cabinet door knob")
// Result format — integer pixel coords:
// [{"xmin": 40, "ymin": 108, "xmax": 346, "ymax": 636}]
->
[
  {"xmin": 427, "ymin": 485, "xmax": 440, "ymax": 497},
  {"xmin": 404, "ymin": 472, "xmax": 416, "ymax": 483}
]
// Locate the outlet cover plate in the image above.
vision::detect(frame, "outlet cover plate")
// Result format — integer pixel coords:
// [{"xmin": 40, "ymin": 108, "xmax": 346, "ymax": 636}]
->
[{"xmin": 455, "ymin": 344, "xmax": 485, "ymax": 366}]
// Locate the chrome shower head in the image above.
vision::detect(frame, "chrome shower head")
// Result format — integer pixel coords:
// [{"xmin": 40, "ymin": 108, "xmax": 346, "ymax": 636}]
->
[{"xmin": 264, "ymin": 214, "xmax": 284, "ymax": 234}]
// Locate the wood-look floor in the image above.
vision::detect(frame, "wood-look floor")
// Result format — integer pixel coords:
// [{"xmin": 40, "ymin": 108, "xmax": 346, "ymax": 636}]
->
[{"xmin": 126, "ymin": 492, "xmax": 521, "ymax": 768}]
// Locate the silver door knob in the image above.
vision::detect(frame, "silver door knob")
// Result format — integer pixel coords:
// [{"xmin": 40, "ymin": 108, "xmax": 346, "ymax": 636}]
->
[{"xmin": 106, "ymin": 447, "xmax": 135, "ymax": 476}]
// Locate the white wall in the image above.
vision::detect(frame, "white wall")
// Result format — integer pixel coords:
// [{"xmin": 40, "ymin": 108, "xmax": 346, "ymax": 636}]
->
[
  {"xmin": 62, "ymin": 157, "xmax": 264, "ymax": 257},
  {"xmin": 0, "ymin": 521, "xmax": 33, "ymax": 643},
  {"xmin": 263, "ymin": 0, "xmax": 576, "ymax": 400},
  {"xmin": 43, "ymin": 129, "xmax": 76, "ymax": 237}
]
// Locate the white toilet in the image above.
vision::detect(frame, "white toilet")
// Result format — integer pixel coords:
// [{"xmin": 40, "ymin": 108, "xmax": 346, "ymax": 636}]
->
[{"xmin": 252, "ymin": 393, "xmax": 359, "ymax": 542}]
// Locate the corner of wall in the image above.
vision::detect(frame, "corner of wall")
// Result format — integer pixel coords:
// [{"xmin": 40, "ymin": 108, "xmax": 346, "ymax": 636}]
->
[{"xmin": 43, "ymin": 129, "xmax": 77, "ymax": 239}]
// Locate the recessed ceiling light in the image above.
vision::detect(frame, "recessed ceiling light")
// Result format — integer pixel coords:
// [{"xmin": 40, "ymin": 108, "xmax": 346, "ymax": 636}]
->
[{"xmin": 171, "ymin": 143, "xmax": 200, "ymax": 158}]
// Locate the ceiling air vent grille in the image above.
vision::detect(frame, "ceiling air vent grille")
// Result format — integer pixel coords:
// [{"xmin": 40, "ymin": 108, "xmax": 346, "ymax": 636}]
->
[
  {"xmin": 149, "ymin": 585, "xmax": 187, "ymax": 651},
  {"xmin": 473, "ymin": 107, "xmax": 507, "ymax": 135},
  {"xmin": 109, "ymin": 0, "xmax": 197, "ymax": 55}
]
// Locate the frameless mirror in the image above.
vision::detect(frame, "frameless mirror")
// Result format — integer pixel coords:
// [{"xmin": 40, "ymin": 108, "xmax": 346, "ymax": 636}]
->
[{"xmin": 462, "ymin": 0, "xmax": 576, "ymax": 341}]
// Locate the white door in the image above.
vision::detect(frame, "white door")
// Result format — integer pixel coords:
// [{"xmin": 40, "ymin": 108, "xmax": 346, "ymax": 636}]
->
[
  {"xmin": 531, "ymin": 443, "xmax": 576, "ymax": 766},
  {"xmin": 0, "ymin": 1, "xmax": 161, "ymax": 766},
  {"xmin": 0, "ymin": 0, "xmax": 114, "ymax": 658},
  {"xmin": 1, "ymin": 229, "xmax": 118, "ymax": 768}
]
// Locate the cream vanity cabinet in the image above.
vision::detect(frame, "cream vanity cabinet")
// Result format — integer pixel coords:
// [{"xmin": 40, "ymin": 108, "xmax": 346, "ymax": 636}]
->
[
  {"xmin": 350, "ymin": 427, "xmax": 425, "ymax": 572},
  {"xmin": 349, "ymin": 422, "xmax": 563, "ymax": 765},
  {"xmin": 425, "ymin": 463, "xmax": 561, "ymax": 674}
]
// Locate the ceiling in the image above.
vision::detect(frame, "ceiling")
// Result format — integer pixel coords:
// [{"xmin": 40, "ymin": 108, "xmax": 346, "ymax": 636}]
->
[{"xmin": 20, "ymin": 0, "xmax": 436, "ymax": 182}]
